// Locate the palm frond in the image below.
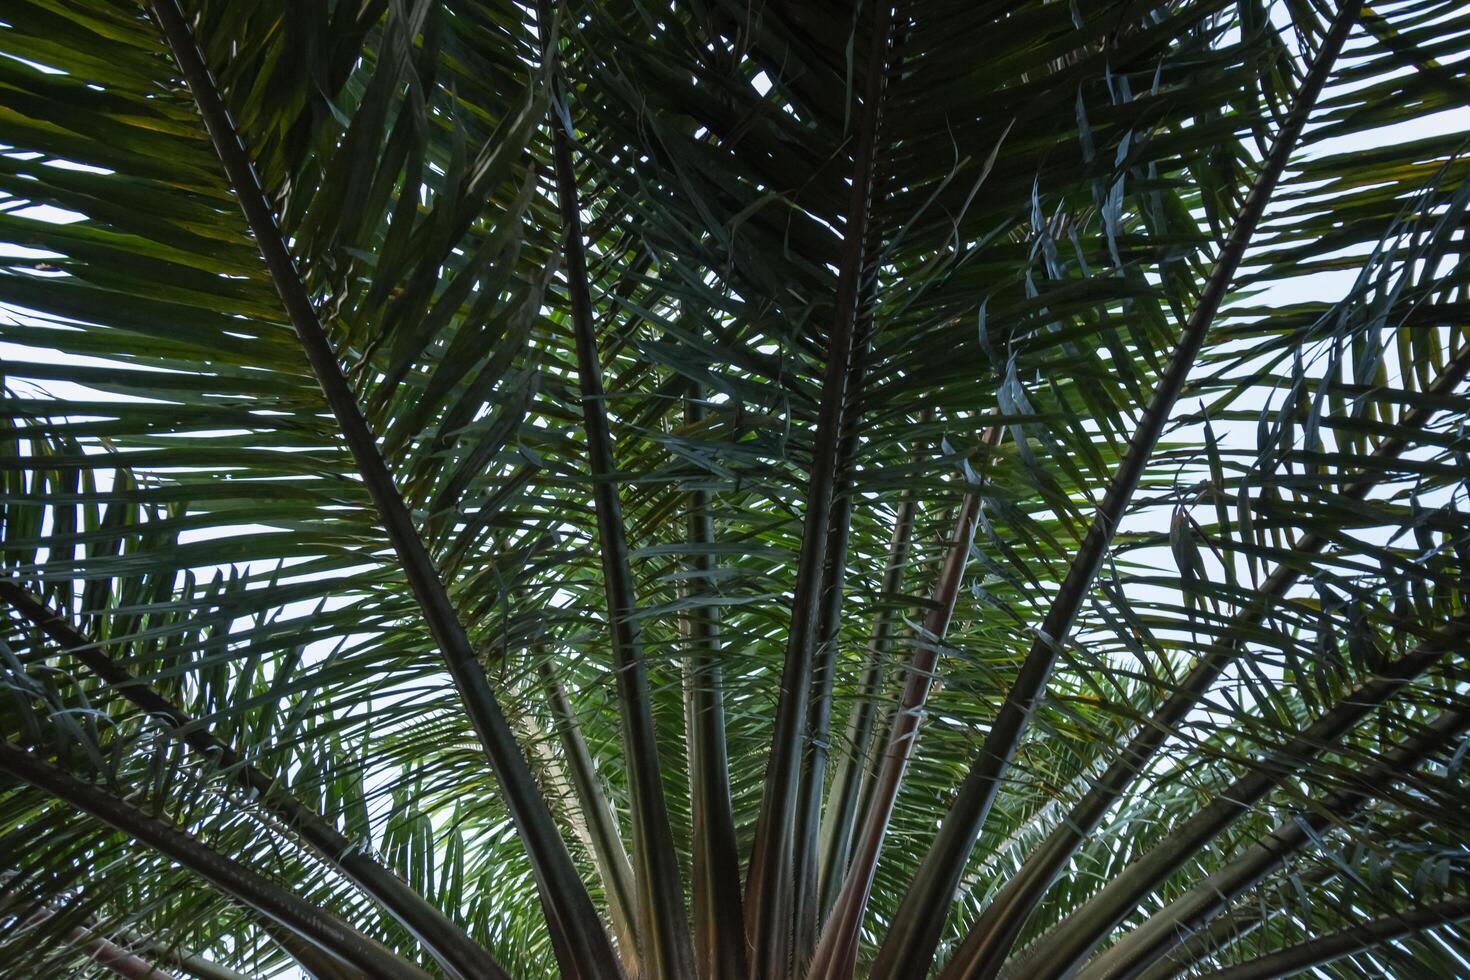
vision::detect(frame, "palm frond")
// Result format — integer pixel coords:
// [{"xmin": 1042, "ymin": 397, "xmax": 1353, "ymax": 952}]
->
[{"xmin": 2, "ymin": 1, "xmax": 1468, "ymax": 978}]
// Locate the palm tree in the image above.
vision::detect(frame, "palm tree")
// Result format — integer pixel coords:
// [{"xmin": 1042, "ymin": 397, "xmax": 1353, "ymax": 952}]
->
[{"xmin": 1, "ymin": 0, "xmax": 1468, "ymax": 977}]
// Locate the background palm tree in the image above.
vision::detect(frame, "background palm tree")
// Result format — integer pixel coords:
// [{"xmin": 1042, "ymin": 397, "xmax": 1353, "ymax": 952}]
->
[{"xmin": 1, "ymin": 0, "xmax": 1468, "ymax": 978}]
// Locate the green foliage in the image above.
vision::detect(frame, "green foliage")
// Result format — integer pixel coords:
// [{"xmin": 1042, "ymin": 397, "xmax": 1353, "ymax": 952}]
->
[{"xmin": 0, "ymin": 0, "xmax": 1467, "ymax": 978}]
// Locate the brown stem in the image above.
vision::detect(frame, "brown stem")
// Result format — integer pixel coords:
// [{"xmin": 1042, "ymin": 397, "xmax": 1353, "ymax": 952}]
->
[
  {"xmin": 16, "ymin": 907, "xmax": 182, "ymax": 980},
  {"xmin": 535, "ymin": 662, "xmax": 641, "ymax": 975},
  {"xmin": 810, "ymin": 419, "xmax": 999, "ymax": 980},
  {"xmin": 683, "ymin": 394, "xmax": 748, "ymax": 980},
  {"xmin": 814, "ymin": 468, "xmax": 923, "ymax": 915},
  {"xmin": 793, "ymin": 323, "xmax": 874, "ymax": 965},
  {"xmin": 63, "ymin": 925, "xmax": 180, "ymax": 980},
  {"xmin": 744, "ymin": 8, "xmax": 897, "ymax": 977},
  {"xmin": 530, "ymin": 4, "xmax": 693, "ymax": 975}
]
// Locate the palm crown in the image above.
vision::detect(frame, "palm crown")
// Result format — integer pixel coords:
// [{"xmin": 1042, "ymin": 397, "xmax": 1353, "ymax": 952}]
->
[{"xmin": 1, "ymin": 0, "xmax": 1468, "ymax": 978}]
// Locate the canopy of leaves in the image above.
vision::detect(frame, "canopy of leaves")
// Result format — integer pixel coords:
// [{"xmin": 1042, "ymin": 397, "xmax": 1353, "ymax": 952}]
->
[{"xmin": 1, "ymin": 0, "xmax": 1468, "ymax": 978}]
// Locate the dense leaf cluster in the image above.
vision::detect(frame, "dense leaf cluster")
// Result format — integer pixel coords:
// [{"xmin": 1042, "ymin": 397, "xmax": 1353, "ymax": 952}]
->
[{"xmin": 1, "ymin": 0, "xmax": 1467, "ymax": 978}]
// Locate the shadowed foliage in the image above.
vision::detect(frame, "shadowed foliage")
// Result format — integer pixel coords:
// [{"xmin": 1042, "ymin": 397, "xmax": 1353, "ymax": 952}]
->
[{"xmin": 1, "ymin": 1, "xmax": 1468, "ymax": 978}]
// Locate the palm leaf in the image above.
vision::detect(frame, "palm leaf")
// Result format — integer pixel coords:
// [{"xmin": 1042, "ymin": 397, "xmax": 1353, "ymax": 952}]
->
[{"xmin": 3, "ymin": 1, "xmax": 1468, "ymax": 978}]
